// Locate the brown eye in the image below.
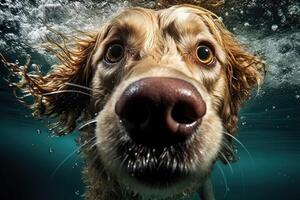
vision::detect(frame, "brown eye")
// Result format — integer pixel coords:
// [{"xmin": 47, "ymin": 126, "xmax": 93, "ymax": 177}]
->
[
  {"xmin": 196, "ymin": 45, "xmax": 214, "ymax": 64},
  {"xmin": 105, "ymin": 43, "xmax": 124, "ymax": 63}
]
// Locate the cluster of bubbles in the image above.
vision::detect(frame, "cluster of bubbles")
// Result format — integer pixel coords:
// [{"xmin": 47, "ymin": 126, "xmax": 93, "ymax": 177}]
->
[{"xmin": 0, "ymin": 0, "xmax": 299, "ymax": 87}]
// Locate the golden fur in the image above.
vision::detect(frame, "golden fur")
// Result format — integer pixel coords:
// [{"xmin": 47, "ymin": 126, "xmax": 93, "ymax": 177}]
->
[{"xmin": 2, "ymin": 4, "xmax": 265, "ymax": 200}]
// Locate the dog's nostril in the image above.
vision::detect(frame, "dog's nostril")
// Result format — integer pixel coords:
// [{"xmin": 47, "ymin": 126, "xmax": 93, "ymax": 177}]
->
[
  {"xmin": 171, "ymin": 102, "xmax": 198, "ymax": 124},
  {"xmin": 122, "ymin": 99, "xmax": 150, "ymax": 128}
]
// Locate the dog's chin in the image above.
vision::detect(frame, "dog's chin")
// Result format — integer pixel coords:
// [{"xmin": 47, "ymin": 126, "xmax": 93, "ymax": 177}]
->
[
  {"xmin": 123, "ymin": 158, "xmax": 191, "ymax": 187},
  {"xmin": 117, "ymin": 158, "xmax": 204, "ymax": 198},
  {"xmin": 111, "ymin": 134, "xmax": 208, "ymax": 197},
  {"xmin": 117, "ymin": 162, "xmax": 197, "ymax": 197},
  {"xmin": 120, "ymin": 171, "xmax": 198, "ymax": 198}
]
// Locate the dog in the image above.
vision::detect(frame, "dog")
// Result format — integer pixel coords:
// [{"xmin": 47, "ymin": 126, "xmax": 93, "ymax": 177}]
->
[{"xmin": 2, "ymin": 4, "xmax": 265, "ymax": 200}]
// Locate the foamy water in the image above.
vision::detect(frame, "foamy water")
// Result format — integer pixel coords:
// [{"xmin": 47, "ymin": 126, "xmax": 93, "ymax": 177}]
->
[{"xmin": 1, "ymin": 0, "xmax": 299, "ymax": 88}]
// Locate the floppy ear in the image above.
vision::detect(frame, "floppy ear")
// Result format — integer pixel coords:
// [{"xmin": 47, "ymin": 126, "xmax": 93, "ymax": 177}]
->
[
  {"xmin": 1, "ymin": 31, "xmax": 101, "ymax": 135},
  {"xmin": 219, "ymin": 30, "xmax": 265, "ymax": 135},
  {"xmin": 212, "ymin": 19, "xmax": 265, "ymax": 162}
]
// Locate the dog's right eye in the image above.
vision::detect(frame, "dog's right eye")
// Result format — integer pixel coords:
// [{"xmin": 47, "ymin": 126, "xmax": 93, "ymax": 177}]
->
[
  {"xmin": 196, "ymin": 45, "xmax": 214, "ymax": 65},
  {"xmin": 105, "ymin": 43, "xmax": 124, "ymax": 63}
]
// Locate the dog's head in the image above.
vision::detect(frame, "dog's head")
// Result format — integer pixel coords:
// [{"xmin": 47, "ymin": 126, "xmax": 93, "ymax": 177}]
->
[{"xmin": 5, "ymin": 4, "xmax": 265, "ymax": 199}]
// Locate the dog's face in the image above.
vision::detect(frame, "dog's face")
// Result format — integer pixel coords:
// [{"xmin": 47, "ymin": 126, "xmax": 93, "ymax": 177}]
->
[
  {"xmin": 6, "ymin": 4, "xmax": 264, "ymax": 199},
  {"xmin": 89, "ymin": 6, "xmax": 261, "ymax": 197},
  {"xmin": 92, "ymin": 6, "xmax": 226, "ymax": 196}
]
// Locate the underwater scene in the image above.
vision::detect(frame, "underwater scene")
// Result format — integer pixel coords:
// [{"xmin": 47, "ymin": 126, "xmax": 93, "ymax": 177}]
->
[{"xmin": 0, "ymin": 0, "xmax": 299, "ymax": 199}]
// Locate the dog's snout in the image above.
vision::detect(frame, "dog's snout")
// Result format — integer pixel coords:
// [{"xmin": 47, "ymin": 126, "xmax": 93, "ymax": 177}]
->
[{"xmin": 115, "ymin": 77, "xmax": 206, "ymax": 146}]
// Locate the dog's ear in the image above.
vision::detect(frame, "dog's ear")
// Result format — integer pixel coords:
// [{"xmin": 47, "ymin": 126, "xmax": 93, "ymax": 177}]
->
[
  {"xmin": 216, "ymin": 27, "xmax": 265, "ymax": 163},
  {"xmin": 217, "ymin": 22, "xmax": 266, "ymax": 164},
  {"xmin": 219, "ymin": 29, "xmax": 265, "ymax": 135},
  {"xmin": 1, "ymin": 31, "xmax": 101, "ymax": 135}
]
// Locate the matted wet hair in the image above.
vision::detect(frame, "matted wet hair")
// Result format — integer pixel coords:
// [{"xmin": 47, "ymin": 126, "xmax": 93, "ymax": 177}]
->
[{"xmin": 1, "ymin": 31, "xmax": 101, "ymax": 134}]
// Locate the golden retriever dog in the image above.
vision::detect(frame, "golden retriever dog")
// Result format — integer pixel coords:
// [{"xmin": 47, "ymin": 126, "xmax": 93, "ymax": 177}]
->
[{"xmin": 2, "ymin": 4, "xmax": 265, "ymax": 200}]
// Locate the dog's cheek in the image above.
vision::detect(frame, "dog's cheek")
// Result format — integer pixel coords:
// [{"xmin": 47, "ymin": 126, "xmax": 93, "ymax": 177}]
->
[
  {"xmin": 93, "ymin": 76, "xmax": 132, "ymax": 155},
  {"xmin": 91, "ymin": 66, "xmax": 122, "ymax": 112},
  {"xmin": 193, "ymin": 103, "xmax": 223, "ymax": 171},
  {"xmin": 202, "ymin": 113, "xmax": 223, "ymax": 162},
  {"xmin": 94, "ymin": 97, "xmax": 120, "ymax": 167}
]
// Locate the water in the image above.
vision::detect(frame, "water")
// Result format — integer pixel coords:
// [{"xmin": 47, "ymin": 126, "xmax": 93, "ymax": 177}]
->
[{"xmin": 0, "ymin": 0, "xmax": 299, "ymax": 199}]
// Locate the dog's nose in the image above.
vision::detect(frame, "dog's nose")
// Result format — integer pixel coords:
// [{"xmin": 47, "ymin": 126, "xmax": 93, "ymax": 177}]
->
[{"xmin": 115, "ymin": 77, "xmax": 206, "ymax": 146}]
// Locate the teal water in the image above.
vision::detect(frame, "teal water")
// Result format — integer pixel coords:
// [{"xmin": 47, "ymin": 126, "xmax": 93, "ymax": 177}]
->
[
  {"xmin": 0, "ymin": 0, "xmax": 299, "ymax": 199},
  {"xmin": 1, "ymin": 80, "xmax": 299, "ymax": 199}
]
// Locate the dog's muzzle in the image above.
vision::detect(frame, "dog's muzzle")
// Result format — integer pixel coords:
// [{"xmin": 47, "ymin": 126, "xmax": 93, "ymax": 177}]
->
[{"xmin": 114, "ymin": 77, "xmax": 207, "ymax": 186}]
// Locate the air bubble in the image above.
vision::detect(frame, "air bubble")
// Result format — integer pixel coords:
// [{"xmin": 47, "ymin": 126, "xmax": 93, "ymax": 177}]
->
[
  {"xmin": 271, "ymin": 24, "xmax": 278, "ymax": 31},
  {"xmin": 75, "ymin": 190, "xmax": 80, "ymax": 196},
  {"xmin": 244, "ymin": 22, "xmax": 250, "ymax": 27}
]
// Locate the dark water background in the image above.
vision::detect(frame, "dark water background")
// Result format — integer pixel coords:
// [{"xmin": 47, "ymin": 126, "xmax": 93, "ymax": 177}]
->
[{"xmin": 0, "ymin": 0, "xmax": 299, "ymax": 199}]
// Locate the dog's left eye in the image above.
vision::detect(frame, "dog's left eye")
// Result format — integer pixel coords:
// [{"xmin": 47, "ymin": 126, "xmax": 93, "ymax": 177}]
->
[
  {"xmin": 105, "ymin": 43, "xmax": 124, "ymax": 63},
  {"xmin": 196, "ymin": 45, "xmax": 214, "ymax": 65}
]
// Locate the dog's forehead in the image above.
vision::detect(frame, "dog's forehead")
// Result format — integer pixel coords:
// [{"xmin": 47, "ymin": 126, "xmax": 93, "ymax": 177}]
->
[
  {"xmin": 157, "ymin": 6, "xmax": 210, "ymax": 35},
  {"xmin": 112, "ymin": 8, "xmax": 157, "ymax": 32},
  {"xmin": 111, "ymin": 6, "xmax": 212, "ymax": 38}
]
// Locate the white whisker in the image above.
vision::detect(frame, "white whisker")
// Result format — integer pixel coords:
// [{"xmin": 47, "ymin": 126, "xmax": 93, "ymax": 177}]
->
[
  {"xmin": 89, "ymin": 140, "xmax": 101, "ymax": 150},
  {"xmin": 51, "ymin": 136, "xmax": 96, "ymax": 177},
  {"xmin": 43, "ymin": 90, "xmax": 92, "ymax": 97},
  {"xmin": 223, "ymin": 131, "xmax": 255, "ymax": 167},
  {"xmin": 78, "ymin": 119, "xmax": 97, "ymax": 130},
  {"xmin": 219, "ymin": 151, "xmax": 234, "ymax": 174},
  {"xmin": 64, "ymin": 82, "xmax": 94, "ymax": 92},
  {"xmin": 216, "ymin": 162, "xmax": 229, "ymax": 198}
]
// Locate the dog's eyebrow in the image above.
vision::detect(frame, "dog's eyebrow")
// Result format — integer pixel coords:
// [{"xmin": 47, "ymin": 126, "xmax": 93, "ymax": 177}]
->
[{"xmin": 161, "ymin": 12, "xmax": 210, "ymax": 42}]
